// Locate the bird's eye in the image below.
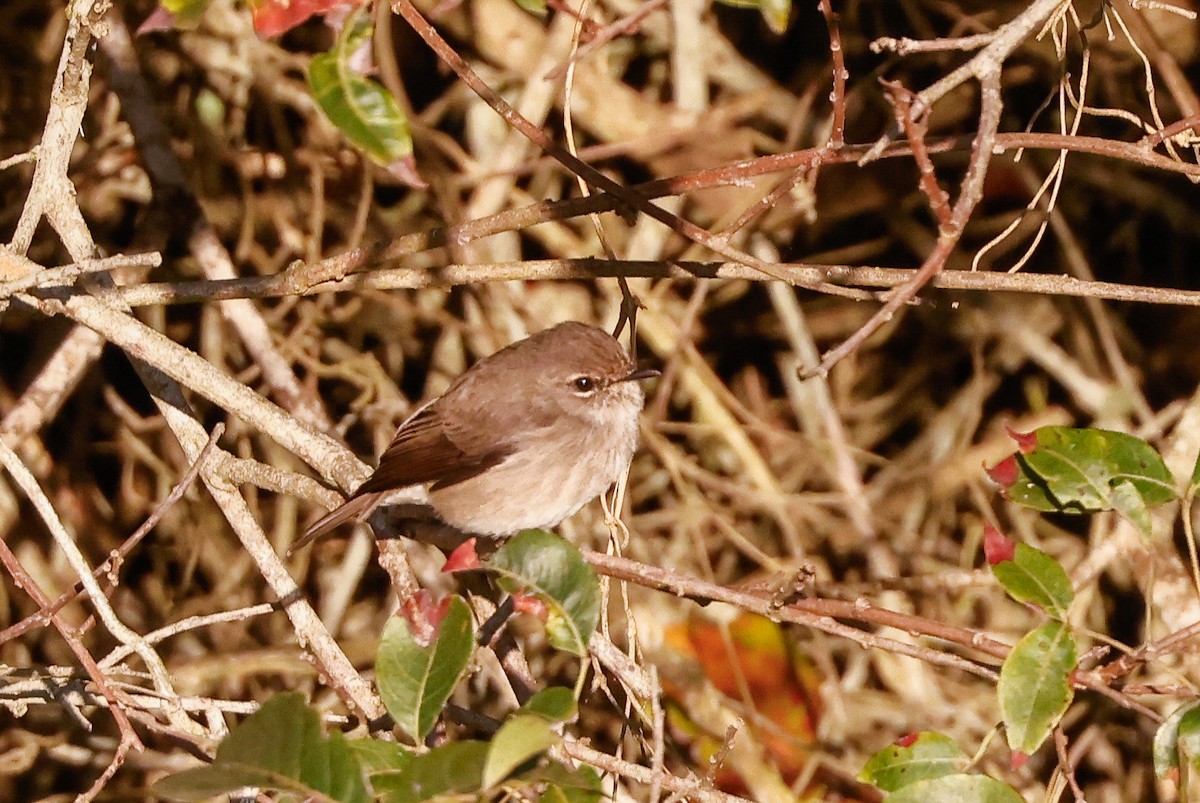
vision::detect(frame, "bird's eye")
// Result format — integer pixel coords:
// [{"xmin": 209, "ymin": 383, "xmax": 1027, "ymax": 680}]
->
[{"xmin": 572, "ymin": 376, "xmax": 596, "ymax": 393}]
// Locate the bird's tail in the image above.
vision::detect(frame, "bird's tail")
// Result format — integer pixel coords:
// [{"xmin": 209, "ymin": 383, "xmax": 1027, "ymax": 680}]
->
[{"xmin": 288, "ymin": 492, "xmax": 383, "ymax": 555}]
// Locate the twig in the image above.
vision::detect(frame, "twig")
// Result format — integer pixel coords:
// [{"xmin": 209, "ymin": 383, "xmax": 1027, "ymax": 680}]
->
[
  {"xmin": 0, "ymin": 148, "xmax": 37, "ymax": 172},
  {"xmin": 862, "ymin": 0, "xmax": 1068, "ymax": 163},
  {"xmin": 1053, "ymin": 726, "xmax": 1086, "ymax": 802},
  {"xmin": 97, "ymin": 258, "xmax": 1200, "ymax": 309},
  {"xmin": 99, "ymin": 8, "xmax": 333, "ymax": 432},
  {"xmin": 559, "ymin": 737, "xmax": 752, "ymax": 802},
  {"xmin": 394, "ymin": 0, "xmax": 820, "ymax": 288},
  {"xmin": 99, "ymin": 604, "xmax": 276, "ymax": 669},
  {"xmin": 0, "ymin": 438, "xmax": 201, "ymax": 736},
  {"xmin": 0, "ymin": 545, "xmax": 142, "ymax": 752},
  {"xmin": 809, "ymin": 71, "xmax": 1005, "ymax": 377},
  {"xmin": 0, "ymin": 252, "xmax": 161, "ymax": 300},
  {"xmin": 817, "ymin": 0, "xmax": 846, "ymax": 147},
  {"xmin": 0, "ymin": 423, "xmax": 223, "ymax": 646},
  {"xmin": 871, "ymin": 31, "xmax": 999, "ymax": 55},
  {"xmin": 585, "ymin": 550, "xmax": 1006, "ymax": 678},
  {"xmin": 544, "ymin": 0, "xmax": 668, "ymax": 81},
  {"xmin": 883, "ymin": 80, "xmax": 953, "ymax": 230}
]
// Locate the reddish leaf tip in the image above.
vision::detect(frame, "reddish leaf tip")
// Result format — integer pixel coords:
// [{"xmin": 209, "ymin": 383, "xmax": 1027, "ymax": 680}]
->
[
  {"xmin": 1005, "ymin": 425, "xmax": 1038, "ymax": 454},
  {"xmin": 399, "ymin": 590, "xmax": 451, "ymax": 645},
  {"xmin": 986, "ymin": 455, "xmax": 1020, "ymax": 487},
  {"xmin": 136, "ymin": 7, "xmax": 175, "ymax": 34},
  {"xmin": 252, "ymin": 0, "xmax": 364, "ymax": 37},
  {"xmin": 983, "ymin": 523, "xmax": 1016, "ymax": 565},
  {"xmin": 443, "ymin": 538, "xmax": 481, "ymax": 573},
  {"xmin": 512, "ymin": 592, "xmax": 549, "ymax": 620}
]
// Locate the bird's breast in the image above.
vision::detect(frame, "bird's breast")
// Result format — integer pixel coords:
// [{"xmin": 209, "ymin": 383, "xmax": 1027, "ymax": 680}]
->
[{"xmin": 427, "ymin": 414, "xmax": 638, "ymax": 535}]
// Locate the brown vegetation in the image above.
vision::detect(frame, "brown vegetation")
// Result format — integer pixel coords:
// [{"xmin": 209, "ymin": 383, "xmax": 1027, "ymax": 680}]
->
[{"xmin": 3, "ymin": 0, "xmax": 1200, "ymax": 799}]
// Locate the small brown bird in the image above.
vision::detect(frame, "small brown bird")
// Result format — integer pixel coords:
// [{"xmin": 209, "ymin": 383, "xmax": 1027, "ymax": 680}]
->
[{"xmin": 292, "ymin": 321, "xmax": 657, "ymax": 552}]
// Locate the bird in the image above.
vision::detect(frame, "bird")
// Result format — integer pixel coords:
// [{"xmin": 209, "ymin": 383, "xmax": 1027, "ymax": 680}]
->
[{"xmin": 291, "ymin": 321, "xmax": 657, "ymax": 553}]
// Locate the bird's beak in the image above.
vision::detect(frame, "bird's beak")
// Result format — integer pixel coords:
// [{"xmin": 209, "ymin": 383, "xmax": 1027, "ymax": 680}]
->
[{"xmin": 619, "ymin": 368, "xmax": 660, "ymax": 383}]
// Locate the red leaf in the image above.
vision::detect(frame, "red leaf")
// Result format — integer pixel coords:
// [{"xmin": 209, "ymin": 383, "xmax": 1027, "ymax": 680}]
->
[
  {"xmin": 385, "ymin": 153, "xmax": 429, "ymax": 189},
  {"xmin": 399, "ymin": 590, "xmax": 451, "ymax": 645},
  {"xmin": 895, "ymin": 732, "xmax": 919, "ymax": 748},
  {"xmin": 251, "ymin": 0, "xmax": 363, "ymax": 37},
  {"xmin": 986, "ymin": 455, "xmax": 1019, "ymax": 487},
  {"xmin": 443, "ymin": 538, "xmax": 481, "ymax": 573},
  {"xmin": 983, "ymin": 523, "xmax": 1015, "ymax": 565},
  {"xmin": 1010, "ymin": 749, "xmax": 1029, "ymax": 771},
  {"xmin": 1006, "ymin": 426, "xmax": 1038, "ymax": 454},
  {"xmin": 512, "ymin": 592, "xmax": 548, "ymax": 620},
  {"xmin": 137, "ymin": 7, "xmax": 175, "ymax": 34}
]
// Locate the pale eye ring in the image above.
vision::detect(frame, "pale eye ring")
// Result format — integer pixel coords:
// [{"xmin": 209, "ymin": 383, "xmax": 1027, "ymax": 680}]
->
[{"xmin": 572, "ymin": 376, "xmax": 597, "ymax": 393}]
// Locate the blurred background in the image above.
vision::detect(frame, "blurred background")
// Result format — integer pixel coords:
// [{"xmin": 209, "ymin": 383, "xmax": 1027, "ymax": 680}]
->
[{"xmin": 2, "ymin": 0, "xmax": 1200, "ymax": 799}]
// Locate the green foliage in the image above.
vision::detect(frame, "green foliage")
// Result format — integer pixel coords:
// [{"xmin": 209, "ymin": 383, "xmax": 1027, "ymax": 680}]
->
[
  {"xmin": 482, "ymin": 687, "xmax": 578, "ymax": 788},
  {"xmin": 372, "ymin": 740, "xmax": 489, "ymax": 802},
  {"xmin": 376, "ymin": 595, "xmax": 475, "ymax": 743},
  {"xmin": 998, "ymin": 427, "xmax": 1175, "ymax": 535},
  {"xmin": 153, "ymin": 693, "xmax": 371, "ymax": 802},
  {"xmin": 997, "ymin": 621, "xmax": 1077, "ymax": 755},
  {"xmin": 990, "ymin": 543, "xmax": 1074, "ymax": 619},
  {"xmin": 713, "ymin": 0, "xmax": 791, "ymax": 34},
  {"xmin": 159, "ymin": 0, "xmax": 213, "ymax": 25},
  {"xmin": 155, "ymin": 685, "xmax": 587, "ymax": 803},
  {"xmin": 511, "ymin": 0, "xmax": 548, "ymax": 16},
  {"xmin": 858, "ymin": 731, "xmax": 967, "ymax": 792},
  {"xmin": 488, "ymin": 530, "xmax": 602, "ymax": 657},
  {"xmin": 308, "ymin": 6, "xmax": 414, "ymax": 173},
  {"xmin": 1154, "ymin": 701, "xmax": 1200, "ymax": 778},
  {"xmin": 885, "ymin": 773, "xmax": 1025, "ymax": 802}
]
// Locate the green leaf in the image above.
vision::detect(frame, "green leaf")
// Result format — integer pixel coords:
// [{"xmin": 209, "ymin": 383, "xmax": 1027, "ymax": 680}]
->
[
  {"xmin": 533, "ymin": 764, "xmax": 605, "ymax": 802},
  {"xmin": 159, "ymin": 0, "xmax": 213, "ymax": 25},
  {"xmin": 154, "ymin": 693, "xmax": 369, "ymax": 803},
  {"xmin": 886, "ymin": 773, "xmax": 1025, "ymax": 803},
  {"xmin": 308, "ymin": 7, "xmax": 414, "ymax": 172},
  {"xmin": 857, "ymin": 732, "xmax": 967, "ymax": 792},
  {"xmin": 488, "ymin": 530, "xmax": 602, "ymax": 657},
  {"xmin": 483, "ymin": 714, "xmax": 557, "ymax": 789},
  {"xmin": 348, "ymin": 739, "xmax": 414, "ymax": 777},
  {"xmin": 1110, "ymin": 479, "xmax": 1154, "ymax": 537},
  {"xmin": 1003, "ymin": 426, "xmax": 1175, "ymax": 516},
  {"xmin": 1190, "ymin": 445, "xmax": 1200, "ymax": 491},
  {"xmin": 511, "ymin": 0, "xmax": 547, "ymax": 15},
  {"xmin": 712, "ymin": 0, "xmax": 791, "ymax": 34},
  {"xmin": 376, "ymin": 595, "xmax": 475, "ymax": 743},
  {"xmin": 373, "ymin": 740, "xmax": 488, "ymax": 803},
  {"xmin": 991, "ymin": 543, "xmax": 1074, "ymax": 619},
  {"xmin": 478, "ymin": 686, "xmax": 576, "ymax": 789},
  {"xmin": 522, "ymin": 686, "xmax": 577, "ymax": 722},
  {"xmin": 1154, "ymin": 701, "xmax": 1200, "ymax": 778},
  {"xmin": 998, "ymin": 621, "xmax": 1077, "ymax": 755}
]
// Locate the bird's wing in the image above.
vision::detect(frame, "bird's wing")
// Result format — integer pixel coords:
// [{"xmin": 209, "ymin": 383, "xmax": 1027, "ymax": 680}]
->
[{"xmin": 353, "ymin": 401, "xmax": 514, "ymax": 496}]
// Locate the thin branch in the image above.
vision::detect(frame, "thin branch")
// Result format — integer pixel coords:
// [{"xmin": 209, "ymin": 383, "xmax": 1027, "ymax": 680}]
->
[
  {"xmin": 862, "ymin": 0, "xmax": 1068, "ymax": 163},
  {"xmin": 817, "ymin": 0, "xmax": 847, "ymax": 147},
  {"xmin": 396, "ymin": 0, "xmax": 841, "ymax": 289},
  {"xmin": 810, "ymin": 71, "xmax": 1005, "ymax": 376},
  {"xmin": 585, "ymin": 550, "xmax": 1007, "ymax": 678},
  {"xmin": 90, "ymin": 259, "xmax": 1200, "ymax": 309},
  {"xmin": 0, "ymin": 438, "xmax": 201, "ymax": 736},
  {"xmin": 559, "ymin": 738, "xmax": 753, "ymax": 802},
  {"xmin": 0, "ymin": 423, "xmax": 223, "ymax": 647}
]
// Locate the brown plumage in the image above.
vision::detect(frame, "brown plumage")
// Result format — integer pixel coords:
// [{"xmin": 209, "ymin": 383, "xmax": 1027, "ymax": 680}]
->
[{"xmin": 291, "ymin": 322, "xmax": 656, "ymax": 553}]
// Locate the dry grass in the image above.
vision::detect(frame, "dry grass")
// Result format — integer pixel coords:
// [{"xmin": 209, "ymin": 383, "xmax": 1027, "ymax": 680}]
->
[{"xmin": 4, "ymin": 0, "xmax": 1200, "ymax": 800}]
